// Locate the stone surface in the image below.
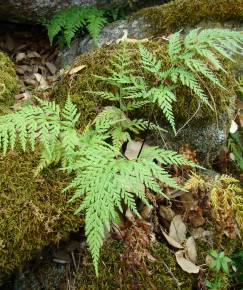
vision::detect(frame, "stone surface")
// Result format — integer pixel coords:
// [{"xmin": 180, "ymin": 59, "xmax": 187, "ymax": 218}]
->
[
  {"xmin": 0, "ymin": 0, "xmax": 166, "ymax": 24},
  {"xmin": 0, "ymin": 0, "xmax": 125, "ymax": 23}
]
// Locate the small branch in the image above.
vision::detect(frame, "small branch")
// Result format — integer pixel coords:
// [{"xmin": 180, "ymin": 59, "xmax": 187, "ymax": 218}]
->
[{"xmin": 162, "ymin": 260, "xmax": 182, "ymax": 290}]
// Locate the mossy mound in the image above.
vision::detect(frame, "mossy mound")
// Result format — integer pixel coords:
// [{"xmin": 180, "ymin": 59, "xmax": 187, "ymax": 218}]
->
[
  {"xmin": 0, "ymin": 150, "xmax": 83, "ymax": 284},
  {"xmin": 74, "ymin": 240, "xmax": 195, "ymax": 290},
  {"xmin": 54, "ymin": 40, "xmax": 236, "ymax": 129},
  {"xmin": 0, "ymin": 52, "xmax": 19, "ymax": 112},
  {"xmin": 133, "ymin": 0, "xmax": 243, "ymax": 36}
]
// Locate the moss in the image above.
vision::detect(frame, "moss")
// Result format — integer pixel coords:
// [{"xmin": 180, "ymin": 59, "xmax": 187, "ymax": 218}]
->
[
  {"xmin": 133, "ymin": 0, "xmax": 243, "ymax": 36},
  {"xmin": 0, "ymin": 150, "xmax": 83, "ymax": 284},
  {"xmin": 74, "ymin": 240, "xmax": 195, "ymax": 289},
  {"xmin": 0, "ymin": 52, "xmax": 19, "ymax": 113},
  {"xmin": 54, "ymin": 40, "xmax": 236, "ymax": 129}
]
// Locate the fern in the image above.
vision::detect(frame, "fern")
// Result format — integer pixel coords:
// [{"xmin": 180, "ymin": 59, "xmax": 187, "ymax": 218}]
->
[
  {"xmin": 0, "ymin": 95, "xmax": 196, "ymax": 275},
  {"xmin": 210, "ymin": 174, "xmax": 243, "ymax": 230},
  {"xmin": 44, "ymin": 6, "xmax": 107, "ymax": 47},
  {"xmin": 64, "ymin": 134, "xmax": 195, "ymax": 275}
]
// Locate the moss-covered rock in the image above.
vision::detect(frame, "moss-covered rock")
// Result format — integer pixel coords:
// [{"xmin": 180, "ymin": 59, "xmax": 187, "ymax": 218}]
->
[
  {"xmin": 0, "ymin": 51, "xmax": 19, "ymax": 113},
  {"xmin": 54, "ymin": 39, "xmax": 236, "ymax": 163},
  {"xmin": 74, "ymin": 240, "xmax": 195, "ymax": 289},
  {"xmin": 133, "ymin": 0, "xmax": 243, "ymax": 36},
  {"xmin": 0, "ymin": 150, "xmax": 83, "ymax": 284}
]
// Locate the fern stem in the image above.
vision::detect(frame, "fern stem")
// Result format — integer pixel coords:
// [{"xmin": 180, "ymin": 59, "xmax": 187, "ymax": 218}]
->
[{"xmin": 137, "ymin": 103, "xmax": 156, "ymax": 158}]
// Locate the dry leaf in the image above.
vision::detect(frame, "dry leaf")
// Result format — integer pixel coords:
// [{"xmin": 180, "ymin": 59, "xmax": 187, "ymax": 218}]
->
[
  {"xmin": 229, "ymin": 120, "xmax": 238, "ymax": 134},
  {"xmin": 179, "ymin": 192, "xmax": 198, "ymax": 211},
  {"xmin": 169, "ymin": 215, "xmax": 187, "ymax": 244},
  {"xmin": 15, "ymin": 52, "xmax": 26, "ymax": 63},
  {"xmin": 125, "ymin": 141, "xmax": 148, "ymax": 160},
  {"xmin": 15, "ymin": 91, "xmax": 31, "ymax": 100},
  {"xmin": 161, "ymin": 229, "xmax": 183, "ymax": 249},
  {"xmin": 68, "ymin": 65, "xmax": 86, "ymax": 75},
  {"xmin": 185, "ymin": 236, "xmax": 197, "ymax": 264},
  {"xmin": 34, "ymin": 73, "xmax": 49, "ymax": 90},
  {"xmin": 45, "ymin": 62, "xmax": 57, "ymax": 75},
  {"xmin": 27, "ymin": 51, "xmax": 41, "ymax": 58},
  {"xmin": 159, "ymin": 205, "xmax": 175, "ymax": 221},
  {"xmin": 175, "ymin": 250, "xmax": 200, "ymax": 273}
]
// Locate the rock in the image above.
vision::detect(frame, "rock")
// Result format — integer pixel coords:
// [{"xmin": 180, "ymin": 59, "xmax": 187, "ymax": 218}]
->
[
  {"xmin": 57, "ymin": 0, "xmax": 243, "ymax": 66},
  {"xmin": 0, "ymin": 152, "xmax": 84, "ymax": 285},
  {"xmin": 0, "ymin": 0, "xmax": 166, "ymax": 24},
  {"xmin": 0, "ymin": 0, "xmax": 123, "ymax": 23},
  {"xmin": 0, "ymin": 51, "xmax": 19, "ymax": 113},
  {"xmin": 54, "ymin": 37, "xmax": 237, "ymax": 165}
]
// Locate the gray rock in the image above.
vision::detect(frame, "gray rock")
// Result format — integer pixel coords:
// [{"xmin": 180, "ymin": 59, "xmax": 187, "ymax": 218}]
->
[
  {"xmin": 57, "ymin": 19, "xmax": 241, "ymax": 165},
  {"xmin": 56, "ymin": 17, "xmax": 151, "ymax": 67},
  {"xmin": 0, "ymin": 0, "xmax": 127, "ymax": 23}
]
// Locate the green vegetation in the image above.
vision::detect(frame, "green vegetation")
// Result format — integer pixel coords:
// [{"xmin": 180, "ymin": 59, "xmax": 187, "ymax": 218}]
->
[
  {"xmin": 205, "ymin": 251, "xmax": 232, "ymax": 290},
  {"xmin": 0, "ymin": 28, "xmax": 242, "ymax": 276},
  {"xmin": 134, "ymin": 0, "xmax": 243, "ymax": 36},
  {"xmin": 43, "ymin": 6, "xmax": 107, "ymax": 47},
  {"xmin": 0, "ymin": 52, "xmax": 19, "ymax": 113}
]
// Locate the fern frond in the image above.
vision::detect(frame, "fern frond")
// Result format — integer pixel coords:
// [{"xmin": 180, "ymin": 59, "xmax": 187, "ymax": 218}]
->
[
  {"xmin": 148, "ymin": 86, "xmax": 176, "ymax": 133},
  {"xmin": 94, "ymin": 106, "xmax": 127, "ymax": 133},
  {"xmin": 139, "ymin": 43, "xmax": 162, "ymax": 75},
  {"xmin": 44, "ymin": 6, "xmax": 107, "ymax": 47},
  {"xmin": 185, "ymin": 58, "xmax": 224, "ymax": 89},
  {"xmin": 170, "ymin": 68, "xmax": 210, "ymax": 106},
  {"xmin": 185, "ymin": 28, "xmax": 243, "ymax": 63},
  {"xmin": 0, "ymin": 101, "xmax": 60, "ymax": 155},
  {"xmin": 86, "ymin": 9, "xmax": 107, "ymax": 43},
  {"xmin": 65, "ymin": 138, "xmax": 195, "ymax": 275},
  {"xmin": 168, "ymin": 31, "xmax": 182, "ymax": 63}
]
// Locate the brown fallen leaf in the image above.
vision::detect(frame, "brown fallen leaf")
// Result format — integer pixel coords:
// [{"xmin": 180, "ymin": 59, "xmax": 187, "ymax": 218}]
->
[
  {"xmin": 175, "ymin": 250, "xmax": 200, "ymax": 274},
  {"xmin": 15, "ymin": 52, "xmax": 26, "ymax": 63},
  {"xmin": 159, "ymin": 205, "xmax": 175, "ymax": 222},
  {"xmin": 68, "ymin": 65, "xmax": 86, "ymax": 75},
  {"xmin": 27, "ymin": 51, "xmax": 41, "ymax": 59},
  {"xmin": 34, "ymin": 73, "xmax": 49, "ymax": 90},
  {"xmin": 169, "ymin": 215, "xmax": 187, "ymax": 244},
  {"xmin": 161, "ymin": 229, "xmax": 184, "ymax": 249},
  {"xmin": 45, "ymin": 62, "xmax": 57, "ymax": 75},
  {"xmin": 185, "ymin": 236, "xmax": 197, "ymax": 264}
]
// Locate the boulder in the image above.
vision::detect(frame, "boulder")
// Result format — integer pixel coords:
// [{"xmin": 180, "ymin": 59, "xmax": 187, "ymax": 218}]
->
[
  {"xmin": 54, "ymin": 39, "xmax": 237, "ymax": 165},
  {"xmin": 0, "ymin": 52, "xmax": 19, "ymax": 113},
  {"xmin": 0, "ymin": 0, "xmax": 121, "ymax": 23},
  {"xmin": 57, "ymin": 0, "xmax": 243, "ymax": 66},
  {"xmin": 0, "ymin": 0, "xmax": 166, "ymax": 24}
]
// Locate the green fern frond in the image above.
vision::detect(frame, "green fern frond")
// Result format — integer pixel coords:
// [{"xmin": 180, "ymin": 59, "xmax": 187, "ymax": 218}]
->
[
  {"xmin": 168, "ymin": 31, "xmax": 182, "ymax": 63},
  {"xmin": 94, "ymin": 106, "xmax": 127, "ymax": 133},
  {"xmin": 148, "ymin": 86, "xmax": 176, "ymax": 133},
  {"xmin": 65, "ymin": 138, "xmax": 195, "ymax": 275},
  {"xmin": 86, "ymin": 9, "xmax": 107, "ymax": 43},
  {"xmin": 185, "ymin": 58, "xmax": 224, "ymax": 89},
  {"xmin": 0, "ymin": 100, "xmax": 61, "ymax": 155},
  {"xmin": 185, "ymin": 28, "xmax": 243, "ymax": 63},
  {"xmin": 170, "ymin": 68, "xmax": 210, "ymax": 106},
  {"xmin": 44, "ymin": 6, "xmax": 107, "ymax": 47},
  {"xmin": 139, "ymin": 43, "xmax": 162, "ymax": 75}
]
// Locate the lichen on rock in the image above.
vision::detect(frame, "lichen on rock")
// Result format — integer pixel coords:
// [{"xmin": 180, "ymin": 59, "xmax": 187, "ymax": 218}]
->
[{"xmin": 0, "ymin": 52, "xmax": 19, "ymax": 113}]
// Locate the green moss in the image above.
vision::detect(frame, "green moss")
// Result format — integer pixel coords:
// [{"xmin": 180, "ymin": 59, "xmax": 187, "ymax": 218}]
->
[
  {"xmin": 133, "ymin": 0, "xmax": 243, "ymax": 36},
  {"xmin": 54, "ymin": 40, "xmax": 236, "ymax": 129},
  {"xmin": 0, "ymin": 150, "xmax": 83, "ymax": 284},
  {"xmin": 74, "ymin": 240, "xmax": 195, "ymax": 289},
  {"xmin": 0, "ymin": 52, "xmax": 19, "ymax": 113}
]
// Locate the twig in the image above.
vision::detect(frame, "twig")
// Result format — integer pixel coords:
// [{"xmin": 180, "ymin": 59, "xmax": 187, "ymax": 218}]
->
[{"xmin": 162, "ymin": 260, "xmax": 182, "ymax": 290}]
